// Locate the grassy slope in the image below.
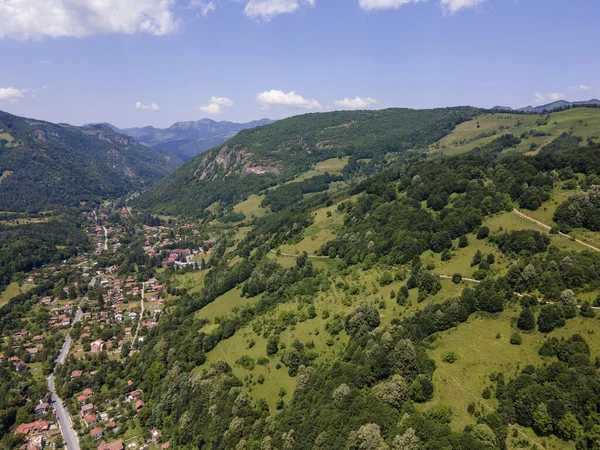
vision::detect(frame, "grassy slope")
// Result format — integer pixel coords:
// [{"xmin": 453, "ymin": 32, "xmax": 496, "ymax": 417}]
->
[{"xmin": 433, "ymin": 108, "xmax": 600, "ymax": 156}]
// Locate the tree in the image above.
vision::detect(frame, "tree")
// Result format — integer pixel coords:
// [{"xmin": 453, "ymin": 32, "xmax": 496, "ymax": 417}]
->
[
  {"xmin": 538, "ymin": 305, "xmax": 565, "ymax": 333},
  {"xmin": 471, "ymin": 250, "xmax": 482, "ymax": 267},
  {"xmin": 372, "ymin": 375, "xmax": 408, "ymax": 409},
  {"xmin": 266, "ymin": 336, "xmax": 279, "ymax": 356},
  {"xmin": 510, "ymin": 331, "xmax": 522, "ymax": 345},
  {"xmin": 533, "ymin": 403, "xmax": 554, "ymax": 435},
  {"xmin": 580, "ymin": 301, "xmax": 596, "ymax": 318},
  {"xmin": 557, "ymin": 413, "xmax": 583, "ymax": 441},
  {"xmin": 458, "ymin": 235, "xmax": 469, "ymax": 248},
  {"xmin": 476, "ymin": 226, "xmax": 490, "ymax": 240},
  {"xmin": 452, "ymin": 273, "xmax": 462, "ymax": 284},
  {"xmin": 471, "ymin": 424, "xmax": 497, "ymax": 449},
  {"xmin": 346, "ymin": 424, "xmax": 389, "ymax": 450},
  {"xmin": 392, "ymin": 428, "xmax": 419, "ymax": 450},
  {"xmin": 559, "ymin": 289, "xmax": 578, "ymax": 307},
  {"xmin": 517, "ymin": 308, "xmax": 535, "ymax": 331}
]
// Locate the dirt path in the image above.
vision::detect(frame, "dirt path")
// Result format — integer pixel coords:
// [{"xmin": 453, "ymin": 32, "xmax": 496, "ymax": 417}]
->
[{"xmin": 513, "ymin": 208, "xmax": 600, "ymax": 253}]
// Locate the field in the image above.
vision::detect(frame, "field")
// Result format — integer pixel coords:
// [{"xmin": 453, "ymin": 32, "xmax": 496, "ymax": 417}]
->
[
  {"xmin": 0, "ymin": 281, "xmax": 35, "ymax": 306},
  {"xmin": 279, "ymin": 204, "xmax": 344, "ymax": 255},
  {"xmin": 433, "ymin": 108, "xmax": 600, "ymax": 156},
  {"xmin": 427, "ymin": 306, "xmax": 600, "ymax": 449},
  {"xmin": 233, "ymin": 194, "xmax": 268, "ymax": 219},
  {"xmin": 288, "ymin": 156, "xmax": 350, "ymax": 183}
]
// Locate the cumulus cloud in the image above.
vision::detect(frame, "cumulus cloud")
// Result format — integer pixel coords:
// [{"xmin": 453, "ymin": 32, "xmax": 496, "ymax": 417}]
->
[
  {"xmin": 136, "ymin": 101, "xmax": 160, "ymax": 111},
  {"xmin": 245, "ymin": 0, "xmax": 315, "ymax": 20},
  {"xmin": 358, "ymin": 0, "xmax": 423, "ymax": 11},
  {"xmin": 199, "ymin": 96, "xmax": 234, "ymax": 114},
  {"xmin": 0, "ymin": 87, "xmax": 28, "ymax": 102},
  {"xmin": 0, "ymin": 0, "xmax": 179, "ymax": 40},
  {"xmin": 334, "ymin": 96, "xmax": 377, "ymax": 109},
  {"xmin": 256, "ymin": 90, "xmax": 321, "ymax": 109},
  {"xmin": 439, "ymin": 0, "xmax": 486, "ymax": 14},
  {"xmin": 533, "ymin": 92, "xmax": 565, "ymax": 104},
  {"xmin": 568, "ymin": 84, "xmax": 593, "ymax": 92},
  {"xmin": 359, "ymin": 0, "xmax": 484, "ymax": 13}
]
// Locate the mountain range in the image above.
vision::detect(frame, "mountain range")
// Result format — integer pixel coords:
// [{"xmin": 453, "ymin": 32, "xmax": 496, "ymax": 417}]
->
[
  {"xmin": 493, "ymin": 99, "xmax": 600, "ymax": 113},
  {"xmin": 0, "ymin": 111, "xmax": 181, "ymax": 212},
  {"xmin": 115, "ymin": 118, "xmax": 275, "ymax": 161}
]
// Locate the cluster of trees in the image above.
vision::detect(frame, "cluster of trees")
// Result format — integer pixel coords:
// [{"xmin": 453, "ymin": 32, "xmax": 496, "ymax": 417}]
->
[
  {"xmin": 0, "ymin": 209, "xmax": 91, "ymax": 292},
  {"xmin": 261, "ymin": 173, "xmax": 342, "ymax": 212},
  {"xmin": 554, "ymin": 186, "xmax": 600, "ymax": 232},
  {"xmin": 490, "ymin": 334, "xmax": 600, "ymax": 447}
]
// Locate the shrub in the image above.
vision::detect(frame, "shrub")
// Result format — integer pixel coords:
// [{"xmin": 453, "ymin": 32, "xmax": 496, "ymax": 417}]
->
[{"xmin": 510, "ymin": 331, "xmax": 522, "ymax": 345}]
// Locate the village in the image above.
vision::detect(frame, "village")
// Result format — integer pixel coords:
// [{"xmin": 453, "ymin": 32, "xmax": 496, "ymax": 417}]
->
[{"xmin": 1, "ymin": 205, "xmax": 217, "ymax": 450}]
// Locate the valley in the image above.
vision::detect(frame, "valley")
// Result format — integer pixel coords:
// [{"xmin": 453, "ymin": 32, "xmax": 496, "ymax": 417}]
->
[{"xmin": 3, "ymin": 105, "xmax": 600, "ymax": 450}]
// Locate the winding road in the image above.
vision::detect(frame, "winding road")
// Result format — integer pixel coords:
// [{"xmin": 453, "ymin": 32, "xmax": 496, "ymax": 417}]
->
[{"xmin": 48, "ymin": 308, "xmax": 83, "ymax": 450}]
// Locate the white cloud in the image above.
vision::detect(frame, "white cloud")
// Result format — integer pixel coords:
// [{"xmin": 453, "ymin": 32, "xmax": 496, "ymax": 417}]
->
[
  {"xmin": 189, "ymin": 0, "xmax": 216, "ymax": 16},
  {"xmin": 533, "ymin": 92, "xmax": 565, "ymax": 104},
  {"xmin": 0, "ymin": 0, "xmax": 179, "ymax": 40},
  {"xmin": 256, "ymin": 90, "xmax": 321, "ymax": 109},
  {"xmin": 334, "ymin": 96, "xmax": 377, "ymax": 109},
  {"xmin": 439, "ymin": 0, "xmax": 486, "ymax": 14},
  {"xmin": 245, "ymin": 0, "xmax": 315, "ymax": 20},
  {"xmin": 358, "ymin": 0, "xmax": 484, "ymax": 13},
  {"xmin": 136, "ymin": 101, "xmax": 160, "ymax": 111},
  {"xmin": 568, "ymin": 84, "xmax": 593, "ymax": 92},
  {"xmin": 358, "ymin": 0, "xmax": 423, "ymax": 11},
  {"xmin": 0, "ymin": 87, "xmax": 28, "ymax": 101},
  {"xmin": 199, "ymin": 96, "xmax": 234, "ymax": 114}
]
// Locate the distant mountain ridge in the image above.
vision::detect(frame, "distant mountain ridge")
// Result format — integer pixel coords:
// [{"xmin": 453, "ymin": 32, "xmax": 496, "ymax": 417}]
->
[
  {"xmin": 116, "ymin": 118, "xmax": 275, "ymax": 161},
  {"xmin": 493, "ymin": 99, "xmax": 600, "ymax": 113},
  {"xmin": 0, "ymin": 110, "xmax": 181, "ymax": 212}
]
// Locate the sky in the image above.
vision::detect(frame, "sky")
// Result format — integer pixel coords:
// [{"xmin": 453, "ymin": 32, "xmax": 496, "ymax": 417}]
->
[{"xmin": 0, "ymin": 0, "xmax": 599, "ymax": 128}]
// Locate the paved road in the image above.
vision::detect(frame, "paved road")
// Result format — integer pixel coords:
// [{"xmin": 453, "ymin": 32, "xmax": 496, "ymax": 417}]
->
[
  {"xmin": 102, "ymin": 226, "xmax": 108, "ymax": 251},
  {"xmin": 132, "ymin": 283, "xmax": 145, "ymax": 346},
  {"xmin": 48, "ymin": 308, "xmax": 83, "ymax": 450}
]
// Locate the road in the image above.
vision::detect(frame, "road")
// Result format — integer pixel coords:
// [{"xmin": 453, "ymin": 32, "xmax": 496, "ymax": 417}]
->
[
  {"xmin": 103, "ymin": 226, "xmax": 108, "ymax": 251},
  {"xmin": 132, "ymin": 283, "xmax": 145, "ymax": 346},
  {"xmin": 48, "ymin": 308, "xmax": 83, "ymax": 450},
  {"xmin": 513, "ymin": 208, "xmax": 600, "ymax": 253}
]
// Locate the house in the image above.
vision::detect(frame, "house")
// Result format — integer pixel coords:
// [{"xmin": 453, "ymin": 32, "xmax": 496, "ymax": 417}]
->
[
  {"xmin": 84, "ymin": 413, "xmax": 98, "ymax": 426},
  {"xmin": 98, "ymin": 440, "xmax": 124, "ymax": 450},
  {"xmin": 77, "ymin": 394, "xmax": 89, "ymax": 404},
  {"xmin": 126, "ymin": 389, "xmax": 142, "ymax": 402},
  {"xmin": 15, "ymin": 361, "xmax": 27, "ymax": 372},
  {"xmin": 91, "ymin": 339, "xmax": 106, "ymax": 353},
  {"xmin": 26, "ymin": 347, "xmax": 39, "ymax": 356},
  {"xmin": 83, "ymin": 388, "xmax": 95, "ymax": 396},
  {"xmin": 135, "ymin": 399, "xmax": 144, "ymax": 411},
  {"xmin": 82, "ymin": 404, "xmax": 96, "ymax": 415},
  {"xmin": 14, "ymin": 421, "xmax": 50, "ymax": 435},
  {"xmin": 90, "ymin": 427, "xmax": 104, "ymax": 439},
  {"xmin": 34, "ymin": 402, "xmax": 49, "ymax": 417},
  {"xmin": 105, "ymin": 422, "xmax": 117, "ymax": 432},
  {"xmin": 71, "ymin": 370, "xmax": 83, "ymax": 379},
  {"xmin": 0, "ymin": 354, "xmax": 5, "ymax": 362}
]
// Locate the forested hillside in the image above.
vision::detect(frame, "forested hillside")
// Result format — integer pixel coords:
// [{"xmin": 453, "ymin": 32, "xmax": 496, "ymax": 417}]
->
[
  {"xmin": 135, "ymin": 107, "xmax": 481, "ymax": 216},
  {"xmin": 107, "ymin": 108, "xmax": 600, "ymax": 449},
  {"xmin": 0, "ymin": 111, "xmax": 181, "ymax": 212}
]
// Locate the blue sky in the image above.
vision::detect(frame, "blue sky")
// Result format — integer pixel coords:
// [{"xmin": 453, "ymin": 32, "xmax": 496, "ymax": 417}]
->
[{"xmin": 0, "ymin": 0, "xmax": 599, "ymax": 128}]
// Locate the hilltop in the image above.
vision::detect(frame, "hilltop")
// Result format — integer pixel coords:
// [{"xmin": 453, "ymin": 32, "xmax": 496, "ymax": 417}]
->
[
  {"xmin": 118, "ymin": 118, "xmax": 274, "ymax": 161},
  {"xmin": 0, "ymin": 111, "xmax": 181, "ymax": 212}
]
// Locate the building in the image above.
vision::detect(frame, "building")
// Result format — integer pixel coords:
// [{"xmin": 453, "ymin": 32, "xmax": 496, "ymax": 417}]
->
[
  {"xmin": 91, "ymin": 339, "xmax": 106, "ymax": 353},
  {"xmin": 98, "ymin": 440, "xmax": 124, "ymax": 450},
  {"xmin": 90, "ymin": 427, "xmax": 103, "ymax": 439}
]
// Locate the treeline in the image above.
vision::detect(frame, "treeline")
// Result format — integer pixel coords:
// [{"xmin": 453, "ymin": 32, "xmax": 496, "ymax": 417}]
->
[{"xmin": 261, "ymin": 173, "xmax": 342, "ymax": 212}]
